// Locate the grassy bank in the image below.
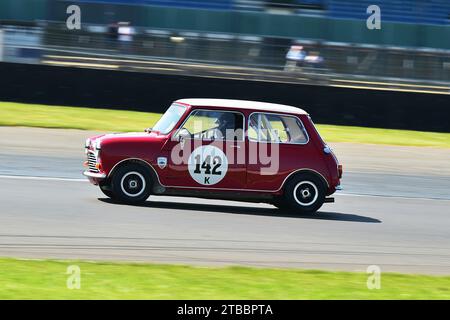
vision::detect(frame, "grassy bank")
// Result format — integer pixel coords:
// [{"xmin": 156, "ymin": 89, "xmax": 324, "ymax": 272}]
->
[
  {"xmin": 1, "ymin": 102, "xmax": 449, "ymax": 148},
  {"xmin": 0, "ymin": 258, "xmax": 449, "ymax": 299}
]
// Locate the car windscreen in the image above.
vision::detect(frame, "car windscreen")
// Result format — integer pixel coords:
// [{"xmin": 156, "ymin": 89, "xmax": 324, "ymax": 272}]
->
[{"xmin": 152, "ymin": 103, "xmax": 187, "ymax": 134}]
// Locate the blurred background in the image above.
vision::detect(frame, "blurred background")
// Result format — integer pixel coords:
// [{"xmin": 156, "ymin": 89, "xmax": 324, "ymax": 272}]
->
[
  {"xmin": 0, "ymin": 0, "xmax": 449, "ymax": 131},
  {"xmin": 1, "ymin": 1, "xmax": 449, "ymax": 81}
]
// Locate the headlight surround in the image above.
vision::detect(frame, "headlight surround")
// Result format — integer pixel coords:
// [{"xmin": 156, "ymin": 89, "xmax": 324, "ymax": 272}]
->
[{"xmin": 94, "ymin": 139, "xmax": 102, "ymax": 150}]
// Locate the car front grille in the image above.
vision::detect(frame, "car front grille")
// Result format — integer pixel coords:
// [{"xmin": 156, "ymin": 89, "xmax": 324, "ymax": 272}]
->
[{"xmin": 87, "ymin": 151, "xmax": 99, "ymax": 173}]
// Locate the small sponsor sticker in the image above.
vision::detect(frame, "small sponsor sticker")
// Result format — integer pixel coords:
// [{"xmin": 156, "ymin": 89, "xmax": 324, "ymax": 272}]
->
[{"xmin": 157, "ymin": 157, "xmax": 167, "ymax": 169}]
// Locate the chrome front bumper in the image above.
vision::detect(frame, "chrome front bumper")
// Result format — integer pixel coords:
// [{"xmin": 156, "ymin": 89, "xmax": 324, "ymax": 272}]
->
[
  {"xmin": 83, "ymin": 170, "xmax": 106, "ymax": 186},
  {"xmin": 83, "ymin": 171, "xmax": 106, "ymax": 179}
]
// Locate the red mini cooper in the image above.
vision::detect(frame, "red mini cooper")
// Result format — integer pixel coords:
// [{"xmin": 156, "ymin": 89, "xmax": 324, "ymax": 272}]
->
[{"xmin": 84, "ymin": 99, "xmax": 342, "ymax": 214}]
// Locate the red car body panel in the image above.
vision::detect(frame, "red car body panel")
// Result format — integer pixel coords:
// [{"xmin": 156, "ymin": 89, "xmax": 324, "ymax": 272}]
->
[{"xmin": 84, "ymin": 100, "xmax": 341, "ymax": 198}]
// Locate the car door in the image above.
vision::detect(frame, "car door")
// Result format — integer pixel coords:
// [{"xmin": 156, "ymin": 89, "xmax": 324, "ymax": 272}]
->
[
  {"xmin": 162, "ymin": 109, "xmax": 246, "ymax": 190},
  {"xmin": 246, "ymin": 112, "xmax": 310, "ymax": 191}
]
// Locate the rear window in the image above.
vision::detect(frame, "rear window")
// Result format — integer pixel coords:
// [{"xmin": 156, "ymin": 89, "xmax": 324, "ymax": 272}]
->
[{"xmin": 248, "ymin": 113, "xmax": 308, "ymax": 144}]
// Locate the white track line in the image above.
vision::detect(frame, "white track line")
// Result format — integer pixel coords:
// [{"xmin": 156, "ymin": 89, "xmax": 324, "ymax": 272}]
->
[
  {"xmin": 0, "ymin": 175, "xmax": 85, "ymax": 182},
  {"xmin": 336, "ymin": 192, "xmax": 450, "ymax": 201},
  {"xmin": 0, "ymin": 174, "xmax": 448, "ymax": 201}
]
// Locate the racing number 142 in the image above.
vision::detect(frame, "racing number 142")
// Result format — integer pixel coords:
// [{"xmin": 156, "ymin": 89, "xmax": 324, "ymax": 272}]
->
[{"xmin": 194, "ymin": 155, "xmax": 222, "ymax": 176}]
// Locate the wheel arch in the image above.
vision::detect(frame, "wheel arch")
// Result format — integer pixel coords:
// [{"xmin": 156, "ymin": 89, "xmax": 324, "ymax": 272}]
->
[
  {"xmin": 281, "ymin": 169, "xmax": 329, "ymax": 194},
  {"xmin": 108, "ymin": 158, "xmax": 160, "ymax": 187}
]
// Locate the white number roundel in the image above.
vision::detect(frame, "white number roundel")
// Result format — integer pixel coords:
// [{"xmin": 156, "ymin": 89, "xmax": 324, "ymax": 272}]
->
[{"xmin": 188, "ymin": 145, "xmax": 228, "ymax": 185}]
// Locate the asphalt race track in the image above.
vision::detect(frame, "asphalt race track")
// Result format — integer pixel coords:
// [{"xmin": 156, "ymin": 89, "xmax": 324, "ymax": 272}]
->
[{"xmin": 0, "ymin": 127, "xmax": 449, "ymax": 274}]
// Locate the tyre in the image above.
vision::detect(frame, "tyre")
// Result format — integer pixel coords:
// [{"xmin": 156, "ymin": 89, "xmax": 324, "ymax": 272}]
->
[
  {"xmin": 282, "ymin": 173, "xmax": 326, "ymax": 214},
  {"xmin": 110, "ymin": 163, "xmax": 152, "ymax": 204},
  {"xmin": 272, "ymin": 197, "xmax": 289, "ymax": 211},
  {"xmin": 99, "ymin": 183, "xmax": 115, "ymax": 199}
]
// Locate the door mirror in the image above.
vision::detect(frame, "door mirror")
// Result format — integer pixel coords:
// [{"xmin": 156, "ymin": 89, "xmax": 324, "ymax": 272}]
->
[
  {"xmin": 178, "ymin": 128, "xmax": 191, "ymax": 141},
  {"xmin": 177, "ymin": 128, "xmax": 191, "ymax": 149}
]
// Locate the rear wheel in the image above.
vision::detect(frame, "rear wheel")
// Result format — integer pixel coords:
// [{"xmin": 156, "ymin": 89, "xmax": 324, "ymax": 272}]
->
[
  {"xmin": 272, "ymin": 197, "xmax": 289, "ymax": 211},
  {"xmin": 110, "ymin": 164, "xmax": 152, "ymax": 204},
  {"xmin": 282, "ymin": 173, "xmax": 326, "ymax": 214}
]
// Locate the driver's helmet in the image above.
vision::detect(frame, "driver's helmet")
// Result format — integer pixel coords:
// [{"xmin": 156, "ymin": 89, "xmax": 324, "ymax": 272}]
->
[{"xmin": 215, "ymin": 112, "xmax": 235, "ymax": 130}]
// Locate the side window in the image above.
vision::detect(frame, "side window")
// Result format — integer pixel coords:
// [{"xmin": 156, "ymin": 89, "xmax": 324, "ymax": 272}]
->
[
  {"xmin": 266, "ymin": 114, "xmax": 289, "ymax": 143},
  {"xmin": 178, "ymin": 110, "xmax": 244, "ymax": 141},
  {"xmin": 248, "ymin": 113, "xmax": 308, "ymax": 144},
  {"xmin": 248, "ymin": 113, "xmax": 272, "ymax": 142},
  {"xmin": 248, "ymin": 114, "xmax": 259, "ymax": 140},
  {"xmin": 281, "ymin": 115, "xmax": 308, "ymax": 143}
]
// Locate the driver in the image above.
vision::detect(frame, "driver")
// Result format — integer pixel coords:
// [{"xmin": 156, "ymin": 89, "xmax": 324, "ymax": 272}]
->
[{"xmin": 214, "ymin": 112, "xmax": 240, "ymax": 140}]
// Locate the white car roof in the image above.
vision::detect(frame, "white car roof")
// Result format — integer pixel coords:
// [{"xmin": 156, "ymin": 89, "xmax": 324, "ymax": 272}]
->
[{"xmin": 176, "ymin": 98, "xmax": 308, "ymax": 115}]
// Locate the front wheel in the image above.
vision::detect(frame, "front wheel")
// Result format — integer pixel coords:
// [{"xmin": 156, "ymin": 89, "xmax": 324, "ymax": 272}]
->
[
  {"xmin": 110, "ymin": 164, "xmax": 152, "ymax": 204},
  {"xmin": 99, "ymin": 183, "xmax": 115, "ymax": 199},
  {"xmin": 282, "ymin": 174, "xmax": 326, "ymax": 214}
]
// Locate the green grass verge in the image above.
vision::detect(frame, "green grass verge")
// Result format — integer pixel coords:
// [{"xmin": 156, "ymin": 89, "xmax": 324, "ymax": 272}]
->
[
  {"xmin": 0, "ymin": 102, "xmax": 159, "ymax": 132},
  {"xmin": 316, "ymin": 124, "xmax": 450, "ymax": 148},
  {"xmin": 1, "ymin": 102, "xmax": 449, "ymax": 148},
  {"xmin": 0, "ymin": 258, "xmax": 449, "ymax": 299}
]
